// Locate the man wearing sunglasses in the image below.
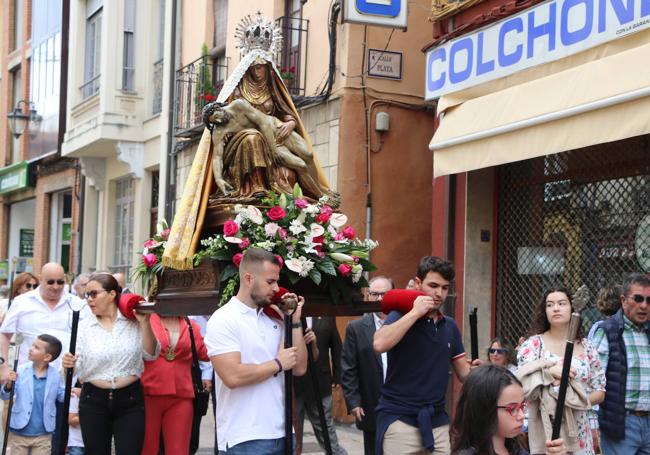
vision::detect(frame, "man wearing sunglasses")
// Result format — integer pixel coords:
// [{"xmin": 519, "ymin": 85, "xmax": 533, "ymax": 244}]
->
[
  {"xmin": 0, "ymin": 262, "xmax": 86, "ymax": 455},
  {"xmin": 593, "ymin": 272, "xmax": 650, "ymax": 454}
]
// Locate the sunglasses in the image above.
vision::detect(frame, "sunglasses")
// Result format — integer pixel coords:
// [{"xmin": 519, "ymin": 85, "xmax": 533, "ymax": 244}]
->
[
  {"xmin": 488, "ymin": 348, "xmax": 508, "ymax": 355},
  {"xmin": 497, "ymin": 400, "xmax": 529, "ymax": 417},
  {"xmin": 368, "ymin": 291, "xmax": 386, "ymax": 298},
  {"xmin": 629, "ymin": 294, "xmax": 650, "ymax": 305},
  {"xmin": 85, "ymin": 290, "xmax": 108, "ymax": 299},
  {"xmin": 24, "ymin": 283, "xmax": 37, "ymax": 290},
  {"xmin": 46, "ymin": 279, "xmax": 65, "ymax": 286}
]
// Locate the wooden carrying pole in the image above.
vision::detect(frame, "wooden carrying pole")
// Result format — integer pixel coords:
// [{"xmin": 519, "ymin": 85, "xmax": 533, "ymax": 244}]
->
[
  {"xmin": 469, "ymin": 307, "xmax": 478, "ymax": 360},
  {"xmin": 551, "ymin": 313, "xmax": 581, "ymax": 440},
  {"xmin": 284, "ymin": 314, "xmax": 293, "ymax": 455}
]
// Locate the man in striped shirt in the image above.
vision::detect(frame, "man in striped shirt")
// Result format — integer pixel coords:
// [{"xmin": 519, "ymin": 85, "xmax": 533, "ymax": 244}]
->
[{"xmin": 593, "ymin": 272, "xmax": 650, "ymax": 454}]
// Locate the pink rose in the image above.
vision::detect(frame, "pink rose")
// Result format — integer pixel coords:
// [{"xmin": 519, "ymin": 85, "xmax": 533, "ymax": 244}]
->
[
  {"xmin": 335, "ymin": 232, "xmax": 345, "ymax": 241},
  {"xmin": 232, "ymin": 253, "xmax": 244, "ymax": 268},
  {"xmin": 223, "ymin": 220, "xmax": 239, "ymax": 237},
  {"xmin": 321, "ymin": 205, "xmax": 333, "ymax": 216},
  {"xmin": 267, "ymin": 206, "xmax": 286, "ymax": 221},
  {"xmin": 343, "ymin": 226, "xmax": 356, "ymax": 239},
  {"xmin": 316, "ymin": 213, "xmax": 330, "ymax": 224},
  {"xmin": 239, "ymin": 238, "xmax": 250, "ymax": 249},
  {"xmin": 337, "ymin": 263, "xmax": 352, "ymax": 277},
  {"xmin": 277, "ymin": 227, "xmax": 287, "ymax": 240},
  {"xmin": 275, "ymin": 255, "xmax": 284, "ymax": 268},
  {"xmin": 143, "ymin": 253, "xmax": 157, "ymax": 268},
  {"xmin": 295, "ymin": 198, "xmax": 308, "ymax": 209},
  {"xmin": 144, "ymin": 239, "xmax": 159, "ymax": 249},
  {"xmin": 160, "ymin": 228, "xmax": 171, "ymax": 240}
]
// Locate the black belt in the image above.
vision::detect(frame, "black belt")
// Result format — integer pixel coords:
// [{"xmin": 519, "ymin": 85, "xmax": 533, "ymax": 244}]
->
[{"xmin": 626, "ymin": 409, "xmax": 650, "ymax": 417}]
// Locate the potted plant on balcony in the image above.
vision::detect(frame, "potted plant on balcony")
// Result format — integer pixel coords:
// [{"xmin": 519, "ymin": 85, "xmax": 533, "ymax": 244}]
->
[
  {"xmin": 196, "ymin": 44, "xmax": 217, "ymax": 108},
  {"xmin": 281, "ymin": 66, "xmax": 296, "ymax": 85}
]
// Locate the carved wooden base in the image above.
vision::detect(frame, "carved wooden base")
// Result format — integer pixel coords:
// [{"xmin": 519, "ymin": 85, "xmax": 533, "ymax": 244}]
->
[{"xmin": 153, "ymin": 259, "xmax": 376, "ymax": 316}]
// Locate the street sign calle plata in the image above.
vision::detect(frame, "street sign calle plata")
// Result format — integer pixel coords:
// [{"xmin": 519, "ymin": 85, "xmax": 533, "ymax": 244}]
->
[{"xmin": 368, "ymin": 49, "xmax": 402, "ymax": 80}]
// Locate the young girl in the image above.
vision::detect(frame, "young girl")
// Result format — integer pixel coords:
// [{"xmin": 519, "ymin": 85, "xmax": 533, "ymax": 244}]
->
[{"xmin": 451, "ymin": 364, "xmax": 566, "ymax": 455}]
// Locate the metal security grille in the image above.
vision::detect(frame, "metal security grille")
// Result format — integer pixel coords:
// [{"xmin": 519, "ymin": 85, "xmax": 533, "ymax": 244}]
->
[{"xmin": 495, "ymin": 135, "xmax": 650, "ymax": 345}]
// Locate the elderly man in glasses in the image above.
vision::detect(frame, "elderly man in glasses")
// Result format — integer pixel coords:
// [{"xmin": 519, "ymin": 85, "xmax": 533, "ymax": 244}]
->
[
  {"xmin": 0, "ymin": 262, "xmax": 87, "ymax": 455},
  {"xmin": 592, "ymin": 272, "xmax": 650, "ymax": 454}
]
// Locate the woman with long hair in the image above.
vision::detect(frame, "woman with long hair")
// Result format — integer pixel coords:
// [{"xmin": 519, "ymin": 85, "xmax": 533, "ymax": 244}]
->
[
  {"xmin": 61, "ymin": 273, "xmax": 159, "ymax": 455},
  {"xmin": 517, "ymin": 287, "xmax": 605, "ymax": 454},
  {"xmin": 451, "ymin": 364, "xmax": 566, "ymax": 455},
  {"xmin": 10, "ymin": 272, "xmax": 39, "ymax": 299}
]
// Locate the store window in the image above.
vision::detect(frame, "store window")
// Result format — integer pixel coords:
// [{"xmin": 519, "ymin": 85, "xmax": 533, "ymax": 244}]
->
[
  {"xmin": 495, "ymin": 136, "xmax": 650, "ymax": 345},
  {"xmin": 149, "ymin": 170, "xmax": 159, "ymax": 237},
  {"xmin": 12, "ymin": 0, "xmax": 24, "ymax": 50},
  {"xmin": 49, "ymin": 191, "xmax": 73, "ymax": 272},
  {"xmin": 112, "ymin": 178, "xmax": 135, "ymax": 277}
]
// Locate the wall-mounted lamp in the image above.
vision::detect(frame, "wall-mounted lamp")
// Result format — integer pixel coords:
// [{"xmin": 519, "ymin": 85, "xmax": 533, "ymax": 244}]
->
[{"xmin": 7, "ymin": 100, "xmax": 42, "ymax": 140}]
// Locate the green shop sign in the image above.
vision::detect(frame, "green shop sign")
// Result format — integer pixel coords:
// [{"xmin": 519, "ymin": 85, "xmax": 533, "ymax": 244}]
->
[{"xmin": 0, "ymin": 161, "xmax": 32, "ymax": 195}]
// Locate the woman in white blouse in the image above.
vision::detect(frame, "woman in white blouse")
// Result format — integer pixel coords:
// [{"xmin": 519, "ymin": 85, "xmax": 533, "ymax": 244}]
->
[{"xmin": 61, "ymin": 273, "xmax": 159, "ymax": 455}]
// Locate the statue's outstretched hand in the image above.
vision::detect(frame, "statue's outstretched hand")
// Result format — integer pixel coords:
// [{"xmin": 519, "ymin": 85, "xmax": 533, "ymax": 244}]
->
[{"xmin": 276, "ymin": 120, "xmax": 295, "ymax": 144}]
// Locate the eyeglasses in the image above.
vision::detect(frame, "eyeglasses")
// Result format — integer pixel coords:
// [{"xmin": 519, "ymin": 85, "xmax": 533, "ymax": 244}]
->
[
  {"xmin": 85, "ymin": 290, "xmax": 107, "ymax": 299},
  {"xmin": 497, "ymin": 401, "xmax": 528, "ymax": 417},
  {"xmin": 628, "ymin": 294, "xmax": 650, "ymax": 305},
  {"xmin": 46, "ymin": 279, "xmax": 65, "ymax": 286},
  {"xmin": 368, "ymin": 291, "xmax": 386, "ymax": 299},
  {"xmin": 488, "ymin": 348, "xmax": 508, "ymax": 355},
  {"xmin": 24, "ymin": 283, "xmax": 37, "ymax": 290}
]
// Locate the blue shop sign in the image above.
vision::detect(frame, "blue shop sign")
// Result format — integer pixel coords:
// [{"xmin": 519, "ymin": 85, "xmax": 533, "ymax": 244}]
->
[
  {"xmin": 425, "ymin": 0, "xmax": 650, "ymax": 99},
  {"xmin": 343, "ymin": 0, "xmax": 408, "ymax": 29}
]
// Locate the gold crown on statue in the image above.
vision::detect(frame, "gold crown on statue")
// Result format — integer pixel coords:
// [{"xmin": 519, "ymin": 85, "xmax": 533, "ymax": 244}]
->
[{"xmin": 235, "ymin": 11, "xmax": 283, "ymax": 58}]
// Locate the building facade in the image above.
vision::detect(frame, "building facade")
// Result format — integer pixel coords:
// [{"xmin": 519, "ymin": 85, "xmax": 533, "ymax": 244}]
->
[
  {"xmin": 61, "ymin": 0, "xmax": 170, "ymax": 281},
  {"xmin": 425, "ymin": 0, "xmax": 650, "ymax": 365},
  {"xmin": 0, "ymin": 0, "xmax": 82, "ymax": 278}
]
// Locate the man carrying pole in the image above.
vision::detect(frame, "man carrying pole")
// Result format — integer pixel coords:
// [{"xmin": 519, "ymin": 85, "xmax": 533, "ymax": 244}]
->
[{"xmin": 206, "ymin": 248, "xmax": 308, "ymax": 454}]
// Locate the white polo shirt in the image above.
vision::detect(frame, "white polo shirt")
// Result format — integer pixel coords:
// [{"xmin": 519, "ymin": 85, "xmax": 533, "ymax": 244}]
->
[
  {"xmin": 0, "ymin": 289, "xmax": 87, "ymax": 368},
  {"xmin": 205, "ymin": 297, "xmax": 285, "ymax": 450}
]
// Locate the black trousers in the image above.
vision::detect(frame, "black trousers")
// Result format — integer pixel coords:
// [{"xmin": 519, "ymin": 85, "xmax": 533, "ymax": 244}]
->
[
  {"xmin": 79, "ymin": 380, "xmax": 145, "ymax": 455},
  {"xmin": 363, "ymin": 430, "xmax": 376, "ymax": 455}
]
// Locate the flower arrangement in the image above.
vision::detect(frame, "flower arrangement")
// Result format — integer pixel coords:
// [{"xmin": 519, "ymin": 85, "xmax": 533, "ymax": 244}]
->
[
  {"xmin": 194, "ymin": 184, "xmax": 378, "ymax": 306},
  {"xmin": 131, "ymin": 220, "xmax": 170, "ymax": 297}
]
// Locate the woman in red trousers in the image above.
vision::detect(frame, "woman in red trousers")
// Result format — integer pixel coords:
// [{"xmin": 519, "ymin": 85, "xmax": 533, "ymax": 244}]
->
[{"xmin": 141, "ymin": 314, "xmax": 209, "ymax": 454}]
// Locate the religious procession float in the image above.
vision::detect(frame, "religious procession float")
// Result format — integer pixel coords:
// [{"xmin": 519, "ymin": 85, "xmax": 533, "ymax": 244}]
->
[{"xmin": 132, "ymin": 12, "xmax": 378, "ymax": 317}]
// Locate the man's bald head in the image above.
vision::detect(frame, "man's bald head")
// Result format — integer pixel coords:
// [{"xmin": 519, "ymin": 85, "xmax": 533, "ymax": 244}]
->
[
  {"xmin": 39, "ymin": 262, "xmax": 66, "ymax": 304},
  {"xmin": 113, "ymin": 272, "xmax": 126, "ymax": 289}
]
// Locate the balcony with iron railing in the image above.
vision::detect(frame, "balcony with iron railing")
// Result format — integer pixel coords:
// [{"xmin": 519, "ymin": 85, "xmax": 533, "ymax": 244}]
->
[
  {"xmin": 276, "ymin": 16, "xmax": 308, "ymax": 97},
  {"xmin": 174, "ymin": 55, "xmax": 227, "ymax": 137}
]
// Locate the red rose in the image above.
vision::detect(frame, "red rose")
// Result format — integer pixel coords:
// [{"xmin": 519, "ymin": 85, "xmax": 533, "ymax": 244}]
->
[
  {"xmin": 312, "ymin": 235, "xmax": 324, "ymax": 253},
  {"xmin": 239, "ymin": 238, "xmax": 250, "ymax": 249},
  {"xmin": 223, "ymin": 220, "xmax": 239, "ymax": 237},
  {"xmin": 337, "ymin": 264, "xmax": 352, "ymax": 277},
  {"xmin": 232, "ymin": 253, "xmax": 244, "ymax": 268},
  {"xmin": 267, "ymin": 206, "xmax": 286, "ymax": 221},
  {"xmin": 342, "ymin": 226, "xmax": 356, "ymax": 239}
]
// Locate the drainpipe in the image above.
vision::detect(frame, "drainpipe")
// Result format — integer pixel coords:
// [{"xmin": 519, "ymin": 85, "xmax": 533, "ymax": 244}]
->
[{"xmin": 164, "ymin": 0, "xmax": 179, "ymax": 222}]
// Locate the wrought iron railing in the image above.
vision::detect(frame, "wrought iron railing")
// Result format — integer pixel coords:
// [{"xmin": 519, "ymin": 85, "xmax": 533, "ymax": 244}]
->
[
  {"xmin": 276, "ymin": 16, "xmax": 308, "ymax": 96},
  {"xmin": 174, "ymin": 55, "xmax": 227, "ymax": 136},
  {"xmin": 152, "ymin": 59, "xmax": 164, "ymax": 115}
]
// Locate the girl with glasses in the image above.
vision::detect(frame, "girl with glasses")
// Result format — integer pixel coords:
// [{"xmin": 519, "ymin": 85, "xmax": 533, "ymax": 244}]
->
[
  {"xmin": 451, "ymin": 364, "xmax": 566, "ymax": 455},
  {"xmin": 488, "ymin": 337, "xmax": 517, "ymax": 373},
  {"xmin": 517, "ymin": 288, "xmax": 606, "ymax": 454}
]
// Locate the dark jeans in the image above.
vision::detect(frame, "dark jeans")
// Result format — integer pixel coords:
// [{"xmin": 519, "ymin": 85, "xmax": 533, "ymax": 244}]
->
[
  {"xmin": 78, "ymin": 380, "xmax": 145, "ymax": 455},
  {"xmin": 51, "ymin": 400, "xmax": 64, "ymax": 455}
]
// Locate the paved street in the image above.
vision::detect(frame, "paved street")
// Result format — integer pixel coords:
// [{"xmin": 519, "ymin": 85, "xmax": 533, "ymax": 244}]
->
[{"xmin": 197, "ymin": 410, "xmax": 365, "ymax": 454}]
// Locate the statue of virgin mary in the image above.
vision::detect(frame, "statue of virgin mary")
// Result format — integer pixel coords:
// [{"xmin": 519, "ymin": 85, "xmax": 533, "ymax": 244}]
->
[{"xmin": 162, "ymin": 12, "xmax": 335, "ymax": 269}]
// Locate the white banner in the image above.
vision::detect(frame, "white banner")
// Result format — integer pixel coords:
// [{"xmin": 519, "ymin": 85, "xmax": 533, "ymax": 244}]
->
[{"xmin": 425, "ymin": 0, "xmax": 650, "ymax": 100}]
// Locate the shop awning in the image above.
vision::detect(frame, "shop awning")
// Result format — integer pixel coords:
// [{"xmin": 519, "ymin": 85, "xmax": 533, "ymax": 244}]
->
[{"xmin": 429, "ymin": 34, "xmax": 650, "ymax": 178}]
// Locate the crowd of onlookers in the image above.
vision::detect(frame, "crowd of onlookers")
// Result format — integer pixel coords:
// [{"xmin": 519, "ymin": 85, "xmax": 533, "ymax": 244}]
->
[{"xmin": 0, "ymin": 255, "xmax": 648, "ymax": 455}]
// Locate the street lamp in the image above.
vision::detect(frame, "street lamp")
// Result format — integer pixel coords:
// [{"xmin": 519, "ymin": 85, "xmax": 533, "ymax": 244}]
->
[{"xmin": 7, "ymin": 100, "xmax": 42, "ymax": 139}]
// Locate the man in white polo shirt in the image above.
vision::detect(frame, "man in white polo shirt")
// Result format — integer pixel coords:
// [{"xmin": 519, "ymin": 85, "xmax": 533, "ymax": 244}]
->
[
  {"xmin": 206, "ymin": 248, "xmax": 308, "ymax": 454},
  {"xmin": 0, "ymin": 262, "xmax": 86, "ymax": 455}
]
